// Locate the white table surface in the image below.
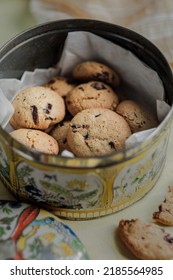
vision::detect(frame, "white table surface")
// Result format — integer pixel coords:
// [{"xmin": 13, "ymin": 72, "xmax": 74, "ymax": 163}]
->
[{"xmin": 1, "ymin": 0, "xmax": 173, "ymax": 260}]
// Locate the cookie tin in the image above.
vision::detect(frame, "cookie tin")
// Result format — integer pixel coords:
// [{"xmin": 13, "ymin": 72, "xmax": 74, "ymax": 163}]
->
[
  {"xmin": 0, "ymin": 19, "xmax": 173, "ymax": 220},
  {"xmin": 0, "ymin": 201, "xmax": 89, "ymax": 259}
]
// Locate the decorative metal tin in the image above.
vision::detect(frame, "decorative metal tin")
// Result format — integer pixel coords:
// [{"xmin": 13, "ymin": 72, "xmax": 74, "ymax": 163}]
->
[{"xmin": 0, "ymin": 19, "xmax": 173, "ymax": 220}]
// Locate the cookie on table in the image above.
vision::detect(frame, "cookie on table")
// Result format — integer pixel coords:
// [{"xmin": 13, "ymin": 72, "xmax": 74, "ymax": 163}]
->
[
  {"xmin": 66, "ymin": 81, "xmax": 119, "ymax": 116},
  {"xmin": 116, "ymin": 99, "xmax": 158, "ymax": 133},
  {"xmin": 67, "ymin": 108, "xmax": 131, "ymax": 157},
  {"xmin": 118, "ymin": 219, "xmax": 173, "ymax": 260},
  {"xmin": 50, "ymin": 121, "xmax": 71, "ymax": 153},
  {"xmin": 72, "ymin": 61, "xmax": 120, "ymax": 87},
  {"xmin": 10, "ymin": 128, "xmax": 59, "ymax": 154},
  {"xmin": 153, "ymin": 186, "xmax": 173, "ymax": 226},
  {"xmin": 10, "ymin": 86, "xmax": 65, "ymax": 130},
  {"xmin": 45, "ymin": 76, "xmax": 76, "ymax": 97}
]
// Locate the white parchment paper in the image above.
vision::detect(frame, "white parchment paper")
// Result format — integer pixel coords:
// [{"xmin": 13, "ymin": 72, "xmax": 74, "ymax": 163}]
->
[
  {"xmin": 0, "ymin": 31, "xmax": 170, "ymax": 148},
  {"xmin": 57, "ymin": 31, "xmax": 165, "ymax": 107}
]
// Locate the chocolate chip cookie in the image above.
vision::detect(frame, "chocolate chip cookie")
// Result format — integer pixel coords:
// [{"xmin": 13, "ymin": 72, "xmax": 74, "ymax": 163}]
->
[
  {"xmin": 66, "ymin": 81, "xmax": 119, "ymax": 116},
  {"xmin": 153, "ymin": 186, "xmax": 173, "ymax": 226},
  {"xmin": 50, "ymin": 121, "xmax": 71, "ymax": 153},
  {"xmin": 10, "ymin": 128, "xmax": 59, "ymax": 154},
  {"xmin": 72, "ymin": 60, "xmax": 120, "ymax": 86},
  {"xmin": 45, "ymin": 76, "xmax": 76, "ymax": 97},
  {"xmin": 10, "ymin": 86, "xmax": 65, "ymax": 130},
  {"xmin": 67, "ymin": 108, "xmax": 131, "ymax": 156},
  {"xmin": 118, "ymin": 218, "xmax": 173, "ymax": 259},
  {"xmin": 116, "ymin": 100, "xmax": 158, "ymax": 132}
]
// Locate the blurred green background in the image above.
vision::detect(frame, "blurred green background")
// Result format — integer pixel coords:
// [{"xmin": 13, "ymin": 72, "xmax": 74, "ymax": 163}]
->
[{"xmin": 0, "ymin": 0, "xmax": 36, "ymax": 47}]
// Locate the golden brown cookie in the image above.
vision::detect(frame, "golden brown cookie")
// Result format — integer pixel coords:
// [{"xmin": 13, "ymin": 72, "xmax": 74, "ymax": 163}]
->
[
  {"xmin": 50, "ymin": 121, "xmax": 71, "ymax": 153},
  {"xmin": 72, "ymin": 61, "xmax": 120, "ymax": 86},
  {"xmin": 116, "ymin": 100, "xmax": 158, "ymax": 133},
  {"xmin": 153, "ymin": 186, "xmax": 173, "ymax": 226},
  {"xmin": 10, "ymin": 86, "xmax": 65, "ymax": 130},
  {"xmin": 118, "ymin": 219, "xmax": 173, "ymax": 260},
  {"xmin": 10, "ymin": 128, "xmax": 59, "ymax": 154},
  {"xmin": 66, "ymin": 81, "xmax": 119, "ymax": 116},
  {"xmin": 67, "ymin": 108, "xmax": 131, "ymax": 156},
  {"xmin": 45, "ymin": 76, "xmax": 76, "ymax": 97}
]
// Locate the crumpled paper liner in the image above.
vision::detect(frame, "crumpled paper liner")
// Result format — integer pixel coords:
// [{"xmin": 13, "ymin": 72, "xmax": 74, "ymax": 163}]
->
[
  {"xmin": 57, "ymin": 31, "xmax": 165, "ymax": 109},
  {"xmin": 0, "ymin": 31, "xmax": 170, "ymax": 152},
  {"xmin": 0, "ymin": 88, "xmax": 14, "ymax": 128}
]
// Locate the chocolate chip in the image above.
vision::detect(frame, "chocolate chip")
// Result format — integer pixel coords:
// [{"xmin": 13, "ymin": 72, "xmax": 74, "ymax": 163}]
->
[
  {"xmin": 30, "ymin": 105, "xmax": 38, "ymax": 125},
  {"xmin": 94, "ymin": 71, "xmax": 110, "ymax": 81},
  {"xmin": 78, "ymin": 86, "xmax": 84, "ymax": 91},
  {"xmin": 95, "ymin": 114, "xmax": 101, "ymax": 118},
  {"xmin": 90, "ymin": 82, "xmax": 106, "ymax": 90},
  {"xmin": 82, "ymin": 124, "xmax": 90, "ymax": 129},
  {"xmin": 164, "ymin": 235, "xmax": 173, "ymax": 243},
  {"xmin": 45, "ymin": 116, "xmax": 53, "ymax": 121},
  {"xmin": 109, "ymin": 141, "xmax": 116, "ymax": 149},
  {"xmin": 71, "ymin": 125, "xmax": 77, "ymax": 129},
  {"xmin": 47, "ymin": 103, "xmax": 52, "ymax": 110},
  {"xmin": 71, "ymin": 124, "xmax": 81, "ymax": 133},
  {"xmin": 43, "ymin": 103, "xmax": 52, "ymax": 114}
]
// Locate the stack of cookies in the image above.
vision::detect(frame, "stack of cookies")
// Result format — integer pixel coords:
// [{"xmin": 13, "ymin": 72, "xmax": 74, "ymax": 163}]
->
[{"xmin": 9, "ymin": 61, "xmax": 158, "ymax": 156}]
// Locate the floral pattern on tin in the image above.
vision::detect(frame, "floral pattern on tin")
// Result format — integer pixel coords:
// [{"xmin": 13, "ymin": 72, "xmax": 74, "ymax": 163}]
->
[
  {"xmin": 15, "ymin": 164, "xmax": 104, "ymax": 210},
  {"xmin": 112, "ymin": 138, "xmax": 167, "ymax": 204}
]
